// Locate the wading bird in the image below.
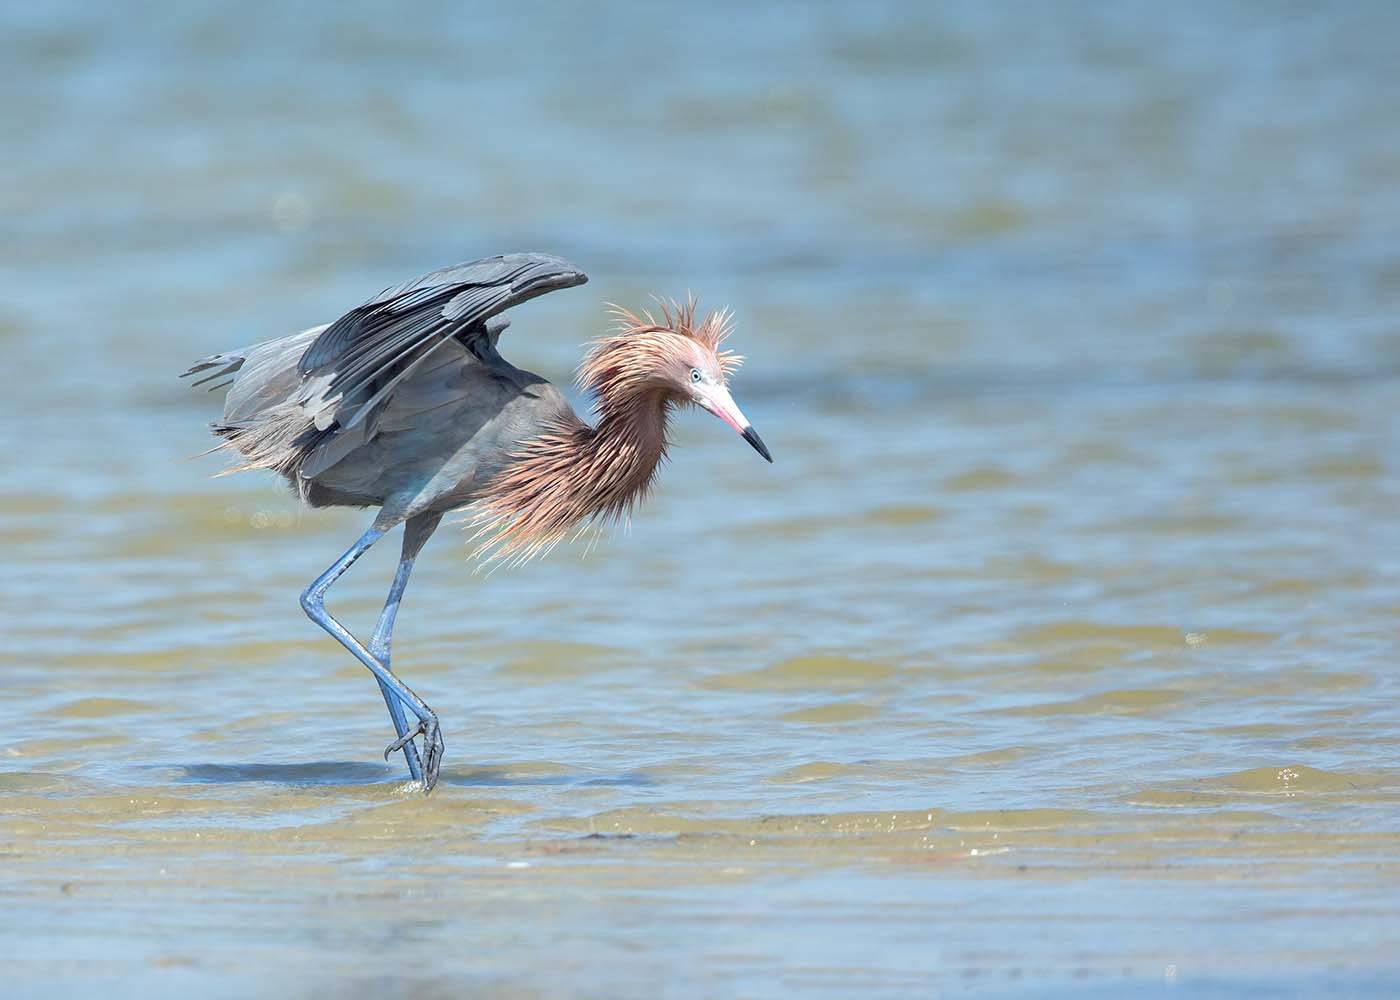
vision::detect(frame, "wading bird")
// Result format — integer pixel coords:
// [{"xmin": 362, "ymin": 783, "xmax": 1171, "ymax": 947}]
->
[{"xmin": 184, "ymin": 253, "xmax": 771, "ymax": 793}]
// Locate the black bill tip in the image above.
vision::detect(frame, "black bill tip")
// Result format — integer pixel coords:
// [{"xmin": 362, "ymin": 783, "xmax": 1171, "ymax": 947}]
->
[{"xmin": 742, "ymin": 425, "xmax": 773, "ymax": 463}]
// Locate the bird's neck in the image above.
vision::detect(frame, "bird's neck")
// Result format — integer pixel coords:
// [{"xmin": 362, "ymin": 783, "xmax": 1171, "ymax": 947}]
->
[
  {"xmin": 584, "ymin": 387, "xmax": 672, "ymax": 488},
  {"xmin": 473, "ymin": 388, "xmax": 672, "ymax": 562}
]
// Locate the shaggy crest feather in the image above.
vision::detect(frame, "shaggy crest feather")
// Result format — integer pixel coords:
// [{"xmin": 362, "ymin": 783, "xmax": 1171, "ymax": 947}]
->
[
  {"xmin": 600, "ymin": 297, "xmax": 743, "ymax": 380},
  {"xmin": 469, "ymin": 298, "xmax": 741, "ymax": 564}
]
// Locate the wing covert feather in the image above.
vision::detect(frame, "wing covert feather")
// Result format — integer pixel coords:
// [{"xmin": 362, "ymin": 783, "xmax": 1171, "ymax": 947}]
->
[{"xmin": 296, "ymin": 252, "xmax": 586, "ymax": 430}]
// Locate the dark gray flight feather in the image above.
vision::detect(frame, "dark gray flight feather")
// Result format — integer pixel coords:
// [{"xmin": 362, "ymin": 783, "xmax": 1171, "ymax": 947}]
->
[{"xmin": 298, "ymin": 252, "xmax": 587, "ymax": 430}]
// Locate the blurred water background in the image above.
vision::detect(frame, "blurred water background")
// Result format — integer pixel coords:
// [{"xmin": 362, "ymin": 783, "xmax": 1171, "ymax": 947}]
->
[{"xmin": 3, "ymin": 1, "xmax": 1400, "ymax": 996}]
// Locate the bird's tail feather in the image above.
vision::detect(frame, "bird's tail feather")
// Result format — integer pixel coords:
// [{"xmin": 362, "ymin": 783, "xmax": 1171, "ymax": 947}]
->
[
  {"xmin": 183, "ymin": 328, "xmax": 332, "ymax": 501},
  {"xmin": 207, "ymin": 408, "xmax": 324, "ymax": 499},
  {"xmin": 180, "ymin": 350, "xmax": 247, "ymax": 392}
]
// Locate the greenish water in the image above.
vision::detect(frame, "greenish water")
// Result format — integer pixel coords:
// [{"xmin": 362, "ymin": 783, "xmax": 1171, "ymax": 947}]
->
[{"xmin": 4, "ymin": 2, "xmax": 1400, "ymax": 996}]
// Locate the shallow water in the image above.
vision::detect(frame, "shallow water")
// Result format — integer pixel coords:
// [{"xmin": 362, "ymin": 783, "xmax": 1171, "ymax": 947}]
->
[{"xmin": 4, "ymin": 2, "xmax": 1400, "ymax": 996}]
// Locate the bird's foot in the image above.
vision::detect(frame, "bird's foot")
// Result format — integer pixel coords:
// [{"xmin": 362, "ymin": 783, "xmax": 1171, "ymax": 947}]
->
[{"xmin": 385, "ymin": 714, "xmax": 444, "ymax": 794}]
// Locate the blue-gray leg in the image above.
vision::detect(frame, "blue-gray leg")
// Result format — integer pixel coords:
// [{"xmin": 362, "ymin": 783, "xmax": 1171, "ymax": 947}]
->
[
  {"xmin": 300, "ymin": 522, "xmax": 445, "ymax": 793},
  {"xmin": 366, "ymin": 514, "xmax": 442, "ymax": 783}
]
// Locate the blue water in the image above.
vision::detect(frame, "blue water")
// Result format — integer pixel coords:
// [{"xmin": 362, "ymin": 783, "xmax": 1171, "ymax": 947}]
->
[{"xmin": 3, "ymin": 2, "xmax": 1400, "ymax": 996}]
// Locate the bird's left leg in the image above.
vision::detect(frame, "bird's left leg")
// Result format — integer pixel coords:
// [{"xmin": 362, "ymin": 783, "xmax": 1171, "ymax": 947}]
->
[
  {"xmin": 367, "ymin": 513, "xmax": 441, "ymax": 783},
  {"xmin": 300, "ymin": 524, "xmax": 445, "ymax": 793}
]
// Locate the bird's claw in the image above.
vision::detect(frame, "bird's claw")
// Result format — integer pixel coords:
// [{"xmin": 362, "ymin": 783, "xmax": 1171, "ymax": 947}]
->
[
  {"xmin": 384, "ymin": 715, "xmax": 444, "ymax": 794},
  {"xmin": 421, "ymin": 719, "xmax": 443, "ymax": 794},
  {"xmin": 384, "ymin": 723, "xmax": 421, "ymax": 759}
]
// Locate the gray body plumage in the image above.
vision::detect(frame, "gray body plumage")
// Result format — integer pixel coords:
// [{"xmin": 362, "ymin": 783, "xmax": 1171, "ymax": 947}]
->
[{"xmin": 184, "ymin": 252, "xmax": 588, "ymax": 528}]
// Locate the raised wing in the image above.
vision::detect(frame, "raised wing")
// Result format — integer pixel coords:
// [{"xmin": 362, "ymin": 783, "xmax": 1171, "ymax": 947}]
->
[{"xmin": 298, "ymin": 252, "xmax": 587, "ymax": 430}]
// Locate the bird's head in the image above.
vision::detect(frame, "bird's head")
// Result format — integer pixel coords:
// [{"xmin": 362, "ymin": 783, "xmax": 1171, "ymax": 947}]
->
[{"xmin": 580, "ymin": 299, "xmax": 772, "ymax": 463}]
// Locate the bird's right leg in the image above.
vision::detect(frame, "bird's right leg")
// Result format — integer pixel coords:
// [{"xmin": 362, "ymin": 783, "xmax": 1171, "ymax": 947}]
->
[
  {"xmin": 300, "ymin": 525, "xmax": 444, "ymax": 793},
  {"xmin": 366, "ymin": 513, "xmax": 441, "ymax": 784}
]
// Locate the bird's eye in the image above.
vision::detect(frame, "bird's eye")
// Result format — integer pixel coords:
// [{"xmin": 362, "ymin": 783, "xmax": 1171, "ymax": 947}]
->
[{"xmin": 689, "ymin": 367, "xmax": 703, "ymax": 384}]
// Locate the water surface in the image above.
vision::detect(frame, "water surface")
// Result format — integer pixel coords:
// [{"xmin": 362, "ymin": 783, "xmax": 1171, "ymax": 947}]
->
[{"xmin": 3, "ymin": 2, "xmax": 1400, "ymax": 996}]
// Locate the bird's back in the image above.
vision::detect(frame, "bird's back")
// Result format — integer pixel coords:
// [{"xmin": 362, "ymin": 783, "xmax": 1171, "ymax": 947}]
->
[
  {"xmin": 188, "ymin": 327, "xmax": 576, "ymax": 518},
  {"xmin": 182, "ymin": 252, "xmax": 588, "ymax": 522},
  {"xmin": 300, "ymin": 341, "xmax": 577, "ymax": 520}
]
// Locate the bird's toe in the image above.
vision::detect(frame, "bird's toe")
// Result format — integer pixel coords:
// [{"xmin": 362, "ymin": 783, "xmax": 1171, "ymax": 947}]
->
[
  {"xmin": 421, "ymin": 719, "xmax": 444, "ymax": 795},
  {"xmin": 384, "ymin": 720, "xmax": 425, "ymax": 760}
]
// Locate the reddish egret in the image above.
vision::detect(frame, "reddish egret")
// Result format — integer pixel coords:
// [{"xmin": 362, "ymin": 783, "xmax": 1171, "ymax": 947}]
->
[{"xmin": 184, "ymin": 253, "xmax": 770, "ymax": 793}]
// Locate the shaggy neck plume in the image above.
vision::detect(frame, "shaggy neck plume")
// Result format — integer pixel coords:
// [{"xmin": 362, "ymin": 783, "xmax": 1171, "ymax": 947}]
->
[
  {"xmin": 472, "ymin": 360, "xmax": 672, "ymax": 563},
  {"xmin": 570, "ymin": 383, "xmax": 672, "ymax": 510},
  {"xmin": 473, "ymin": 301, "xmax": 735, "ymax": 564}
]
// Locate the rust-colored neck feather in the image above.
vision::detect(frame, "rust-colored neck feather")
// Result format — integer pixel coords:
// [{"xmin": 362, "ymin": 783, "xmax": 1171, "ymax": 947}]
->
[
  {"xmin": 471, "ymin": 344, "xmax": 674, "ymax": 564},
  {"xmin": 472, "ymin": 300, "xmax": 737, "ymax": 564}
]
